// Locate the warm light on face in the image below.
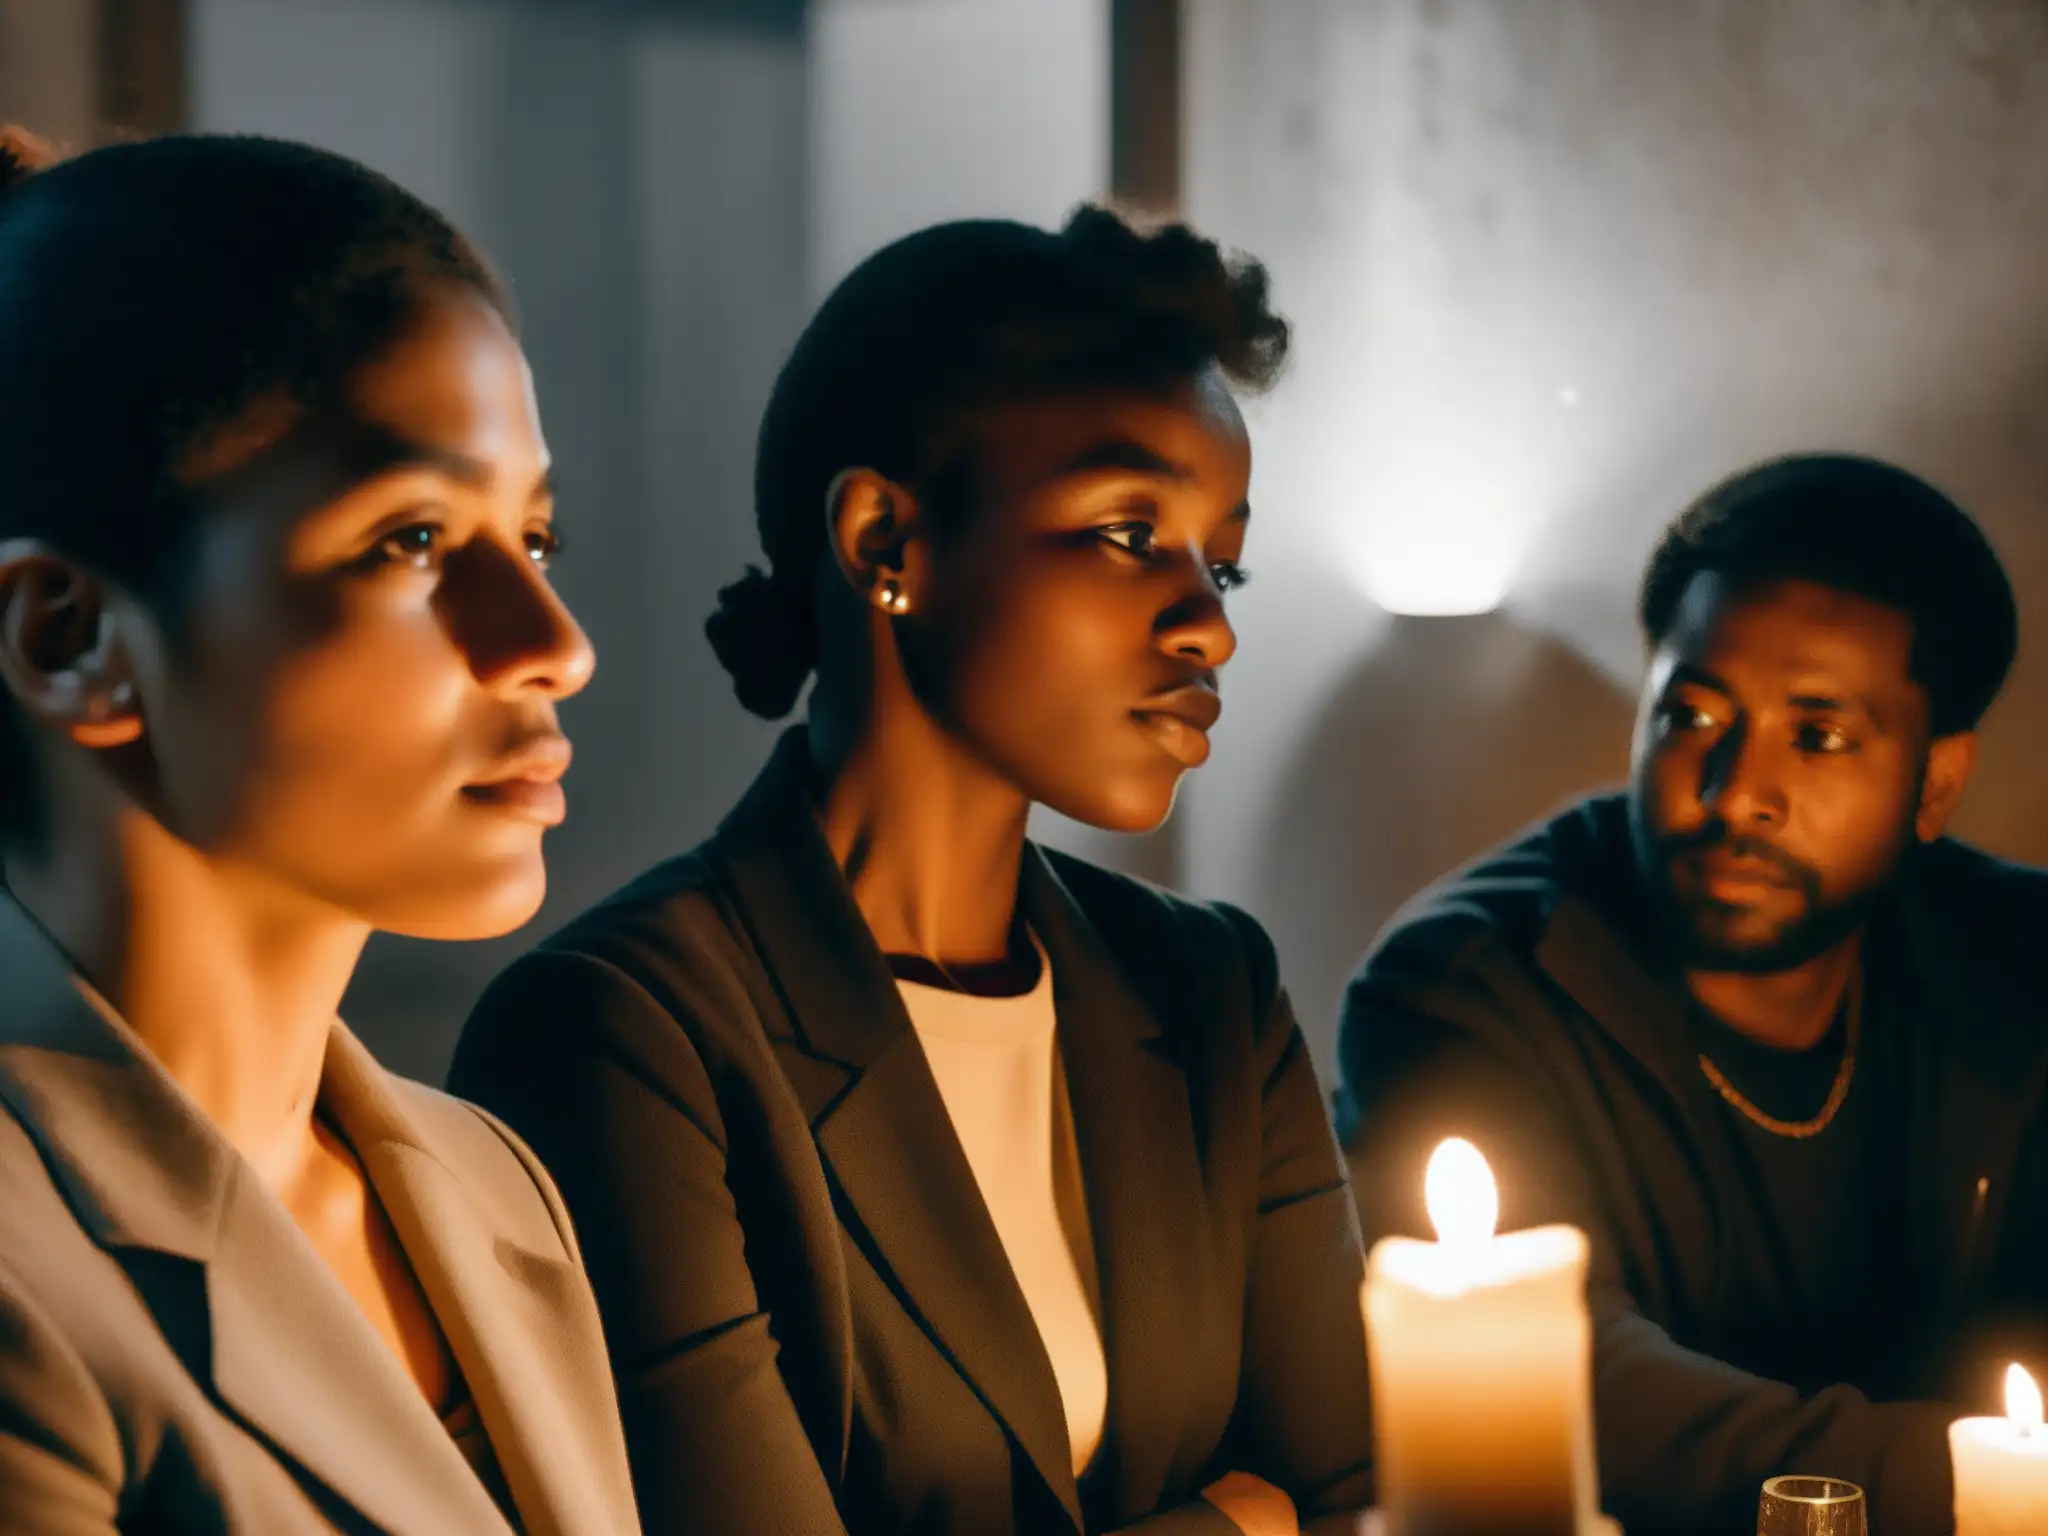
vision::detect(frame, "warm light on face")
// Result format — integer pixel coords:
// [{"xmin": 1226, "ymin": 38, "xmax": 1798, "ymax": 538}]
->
[
  {"xmin": 1425, "ymin": 1137, "xmax": 1499, "ymax": 1247},
  {"xmin": 2007, "ymin": 1364, "xmax": 2042, "ymax": 1435}
]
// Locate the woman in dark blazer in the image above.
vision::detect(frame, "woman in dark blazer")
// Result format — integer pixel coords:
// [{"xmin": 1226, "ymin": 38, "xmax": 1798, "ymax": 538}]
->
[{"xmin": 450, "ymin": 208, "xmax": 1375, "ymax": 1536}]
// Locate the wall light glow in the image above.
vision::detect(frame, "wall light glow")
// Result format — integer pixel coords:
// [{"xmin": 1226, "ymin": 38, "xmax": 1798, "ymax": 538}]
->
[
  {"xmin": 1339, "ymin": 461, "xmax": 1541, "ymax": 618},
  {"xmin": 1349, "ymin": 504, "xmax": 1523, "ymax": 616},
  {"xmin": 1281, "ymin": 320, "xmax": 1556, "ymax": 620}
]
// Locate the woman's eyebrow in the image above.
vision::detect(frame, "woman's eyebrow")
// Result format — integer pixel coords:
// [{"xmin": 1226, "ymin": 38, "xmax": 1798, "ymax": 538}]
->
[
  {"xmin": 347, "ymin": 428, "xmax": 493, "ymax": 488},
  {"xmin": 1054, "ymin": 438, "xmax": 1196, "ymax": 482}
]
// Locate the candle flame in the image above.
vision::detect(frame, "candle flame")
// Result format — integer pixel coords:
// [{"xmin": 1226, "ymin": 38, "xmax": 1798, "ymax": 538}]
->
[
  {"xmin": 2007, "ymin": 1363, "xmax": 2043, "ymax": 1435},
  {"xmin": 1425, "ymin": 1137, "xmax": 1498, "ymax": 1246}
]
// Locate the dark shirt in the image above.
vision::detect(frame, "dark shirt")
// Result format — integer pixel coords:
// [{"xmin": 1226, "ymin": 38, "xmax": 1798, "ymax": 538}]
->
[
  {"xmin": 1338, "ymin": 794, "xmax": 2048, "ymax": 1535},
  {"xmin": 1689, "ymin": 985, "xmax": 1907, "ymax": 1396}
]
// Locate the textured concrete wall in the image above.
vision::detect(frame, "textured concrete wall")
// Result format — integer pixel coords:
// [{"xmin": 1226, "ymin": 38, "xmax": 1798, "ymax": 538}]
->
[
  {"xmin": 1181, "ymin": 0, "xmax": 2048, "ymax": 1080},
  {"xmin": 140, "ymin": 0, "xmax": 2048, "ymax": 1087}
]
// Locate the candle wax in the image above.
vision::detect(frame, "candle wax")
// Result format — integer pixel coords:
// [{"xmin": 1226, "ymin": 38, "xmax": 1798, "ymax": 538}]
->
[
  {"xmin": 1951, "ymin": 1415, "xmax": 2048, "ymax": 1536},
  {"xmin": 1363, "ymin": 1224, "xmax": 1602, "ymax": 1536}
]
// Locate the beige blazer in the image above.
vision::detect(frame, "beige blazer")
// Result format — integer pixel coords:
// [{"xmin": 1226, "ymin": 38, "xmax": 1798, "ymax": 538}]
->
[{"xmin": 0, "ymin": 895, "xmax": 640, "ymax": 1536}]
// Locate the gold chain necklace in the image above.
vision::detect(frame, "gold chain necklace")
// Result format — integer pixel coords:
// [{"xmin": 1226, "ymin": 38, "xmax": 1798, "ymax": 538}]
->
[{"xmin": 1697, "ymin": 969, "xmax": 1860, "ymax": 1140}]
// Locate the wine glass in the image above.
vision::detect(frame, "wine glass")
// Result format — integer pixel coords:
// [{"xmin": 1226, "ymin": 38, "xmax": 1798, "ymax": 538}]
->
[{"xmin": 1757, "ymin": 1476, "xmax": 1867, "ymax": 1536}]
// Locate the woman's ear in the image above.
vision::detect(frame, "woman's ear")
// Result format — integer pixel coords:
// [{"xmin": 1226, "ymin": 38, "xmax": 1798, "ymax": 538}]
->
[
  {"xmin": 824, "ymin": 468, "xmax": 927, "ymax": 618},
  {"xmin": 0, "ymin": 542, "xmax": 145, "ymax": 750}
]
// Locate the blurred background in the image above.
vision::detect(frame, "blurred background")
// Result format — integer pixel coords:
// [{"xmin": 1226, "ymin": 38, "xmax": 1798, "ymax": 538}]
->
[{"xmin": 5, "ymin": 0, "xmax": 2047, "ymax": 1088}]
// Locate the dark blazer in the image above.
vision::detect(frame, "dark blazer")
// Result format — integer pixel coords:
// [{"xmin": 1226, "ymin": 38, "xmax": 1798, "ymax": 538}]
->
[
  {"xmin": 449, "ymin": 731, "xmax": 1375, "ymax": 1536},
  {"xmin": 0, "ymin": 894, "xmax": 640, "ymax": 1536},
  {"xmin": 1336, "ymin": 794, "xmax": 2048, "ymax": 1536}
]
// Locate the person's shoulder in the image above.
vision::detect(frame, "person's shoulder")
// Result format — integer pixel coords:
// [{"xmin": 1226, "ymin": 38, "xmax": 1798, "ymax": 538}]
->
[
  {"xmin": 1361, "ymin": 793, "xmax": 1627, "ymax": 992},
  {"xmin": 454, "ymin": 830, "xmax": 773, "ymax": 1096},
  {"xmin": 487, "ymin": 836, "xmax": 761, "ymax": 1028},
  {"xmin": 385, "ymin": 1074, "xmax": 582, "ymax": 1257},
  {"xmin": 1038, "ymin": 844, "xmax": 1279, "ymax": 994},
  {"xmin": 1909, "ymin": 835, "xmax": 2048, "ymax": 960},
  {"xmin": 539, "ymin": 841, "xmax": 736, "ymax": 973},
  {"xmin": 1916, "ymin": 834, "xmax": 2048, "ymax": 906},
  {"xmin": 386, "ymin": 1070, "xmax": 520, "ymax": 1164}
]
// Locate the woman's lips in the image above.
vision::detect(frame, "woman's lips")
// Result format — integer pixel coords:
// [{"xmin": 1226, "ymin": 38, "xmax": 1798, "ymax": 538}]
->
[
  {"xmin": 463, "ymin": 733, "xmax": 572, "ymax": 826},
  {"xmin": 460, "ymin": 777, "xmax": 568, "ymax": 826},
  {"xmin": 1132, "ymin": 710, "xmax": 1212, "ymax": 767},
  {"xmin": 1132, "ymin": 685, "xmax": 1222, "ymax": 768}
]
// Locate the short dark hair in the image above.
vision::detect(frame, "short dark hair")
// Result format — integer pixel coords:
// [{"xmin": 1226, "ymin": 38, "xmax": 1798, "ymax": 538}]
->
[
  {"xmin": 1638, "ymin": 453, "xmax": 2018, "ymax": 735},
  {"xmin": 705, "ymin": 205, "xmax": 1290, "ymax": 720},
  {"xmin": 0, "ymin": 128, "xmax": 509, "ymax": 845}
]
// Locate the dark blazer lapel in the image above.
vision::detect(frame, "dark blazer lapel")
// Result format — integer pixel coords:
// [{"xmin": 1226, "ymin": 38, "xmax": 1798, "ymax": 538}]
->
[
  {"xmin": 320, "ymin": 1026, "xmax": 634, "ymax": 1536},
  {"xmin": 0, "ymin": 897, "xmax": 504, "ymax": 1536},
  {"xmin": 711, "ymin": 733, "xmax": 1083, "ymax": 1530},
  {"xmin": 1023, "ymin": 852, "xmax": 1219, "ymax": 1516}
]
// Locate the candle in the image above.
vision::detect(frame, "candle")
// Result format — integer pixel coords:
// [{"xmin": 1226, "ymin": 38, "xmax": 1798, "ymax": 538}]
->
[
  {"xmin": 1361, "ymin": 1138, "xmax": 1610, "ymax": 1536},
  {"xmin": 1951, "ymin": 1363, "xmax": 2048, "ymax": 1535}
]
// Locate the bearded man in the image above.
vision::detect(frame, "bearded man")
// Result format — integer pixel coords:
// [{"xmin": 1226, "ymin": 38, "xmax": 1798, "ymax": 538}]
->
[{"xmin": 1338, "ymin": 454, "xmax": 2048, "ymax": 1536}]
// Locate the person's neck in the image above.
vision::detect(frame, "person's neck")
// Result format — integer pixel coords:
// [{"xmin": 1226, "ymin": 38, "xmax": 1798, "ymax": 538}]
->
[
  {"xmin": 809, "ymin": 706, "xmax": 1031, "ymax": 967},
  {"xmin": 3, "ymin": 808, "xmax": 368, "ymax": 1193},
  {"xmin": 1684, "ymin": 933, "xmax": 1862, "ymax": 1053}
]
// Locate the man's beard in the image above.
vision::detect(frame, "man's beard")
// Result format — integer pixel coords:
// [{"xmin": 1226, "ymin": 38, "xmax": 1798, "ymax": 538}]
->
[{"xmin": 1629, "ymin": 813, "xmax": 1885, "ymax": 975}]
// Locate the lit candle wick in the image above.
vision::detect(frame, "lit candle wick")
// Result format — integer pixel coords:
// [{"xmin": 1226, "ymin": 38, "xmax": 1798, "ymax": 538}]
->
[
  {"xmin": 1425, "ymin": 1137, "xmax": 1499, "ymax": 1250},
  {"xmin": 2006, "ymin": 1363, "xmax": 2042, "ymax": 1440}
]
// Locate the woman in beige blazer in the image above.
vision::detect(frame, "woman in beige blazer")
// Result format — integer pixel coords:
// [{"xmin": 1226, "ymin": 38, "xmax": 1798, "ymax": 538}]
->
[{"xmin": 0, "ymin": 129, "xmax": 637, "ymax": 1535}]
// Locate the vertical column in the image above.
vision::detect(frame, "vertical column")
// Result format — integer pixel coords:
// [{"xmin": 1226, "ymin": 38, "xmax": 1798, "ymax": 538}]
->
[
  {"xmin": 99, "ymin": 0, "xmax": 187, "ymax": 137},
  {"xmin": 808, "ymin": 0, "xmax": 1110, "ymax": 292},
  {"xmin": 1110, "ymin": 0, "xmax": 1180, "ymax": 214},
  {"xmin": 0, "ymin": 0, "xmax": 101, "ymax": 147},
  {"xmin": 0, "ymin": 0, "xmax": 184, "ymax": 146}
]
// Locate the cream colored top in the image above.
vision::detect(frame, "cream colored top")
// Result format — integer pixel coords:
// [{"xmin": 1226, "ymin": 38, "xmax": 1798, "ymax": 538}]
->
[{"xmin": 895, "ymin": 944, "xmax": 1108, "ymax": 1477}]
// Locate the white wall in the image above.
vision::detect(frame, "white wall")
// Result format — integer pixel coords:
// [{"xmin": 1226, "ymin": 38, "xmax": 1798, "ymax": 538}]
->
[
  {"xmin": 809, "ymin": 0, "xmax": 1108, "ymax": 294},
  {"xmin": 1181, "ymin": 0, "xmax": 2048, "ymax": 1081},
  {"xmin": 808, "ymin": 0, "xmax": 1179, "ymax": 879},
  {"xmin": 193, "ymin": 0, "xmax": 808, "ymax": 1081}
]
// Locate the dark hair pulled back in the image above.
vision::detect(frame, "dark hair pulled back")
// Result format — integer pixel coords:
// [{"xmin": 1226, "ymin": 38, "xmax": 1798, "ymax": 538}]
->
[
  {"xmin": 0, "ymin": 127, "xmax": 508, "ymax": 844},
  {"xmin": 706, "ymin": 205, "xmax": 1290, "ymax": 719}
]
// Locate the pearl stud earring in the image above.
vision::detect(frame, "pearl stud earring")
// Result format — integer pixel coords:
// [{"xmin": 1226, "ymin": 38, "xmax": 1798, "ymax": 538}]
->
[{"xmin": 84, "ymin": 681, "xmax": 135, "ymax": 720}]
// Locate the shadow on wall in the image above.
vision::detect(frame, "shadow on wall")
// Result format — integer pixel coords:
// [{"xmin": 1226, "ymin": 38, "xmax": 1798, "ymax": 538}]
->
[{"xmin": 1256, "ymin": 610, "xmax": 1634, "ymax": 1060}]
